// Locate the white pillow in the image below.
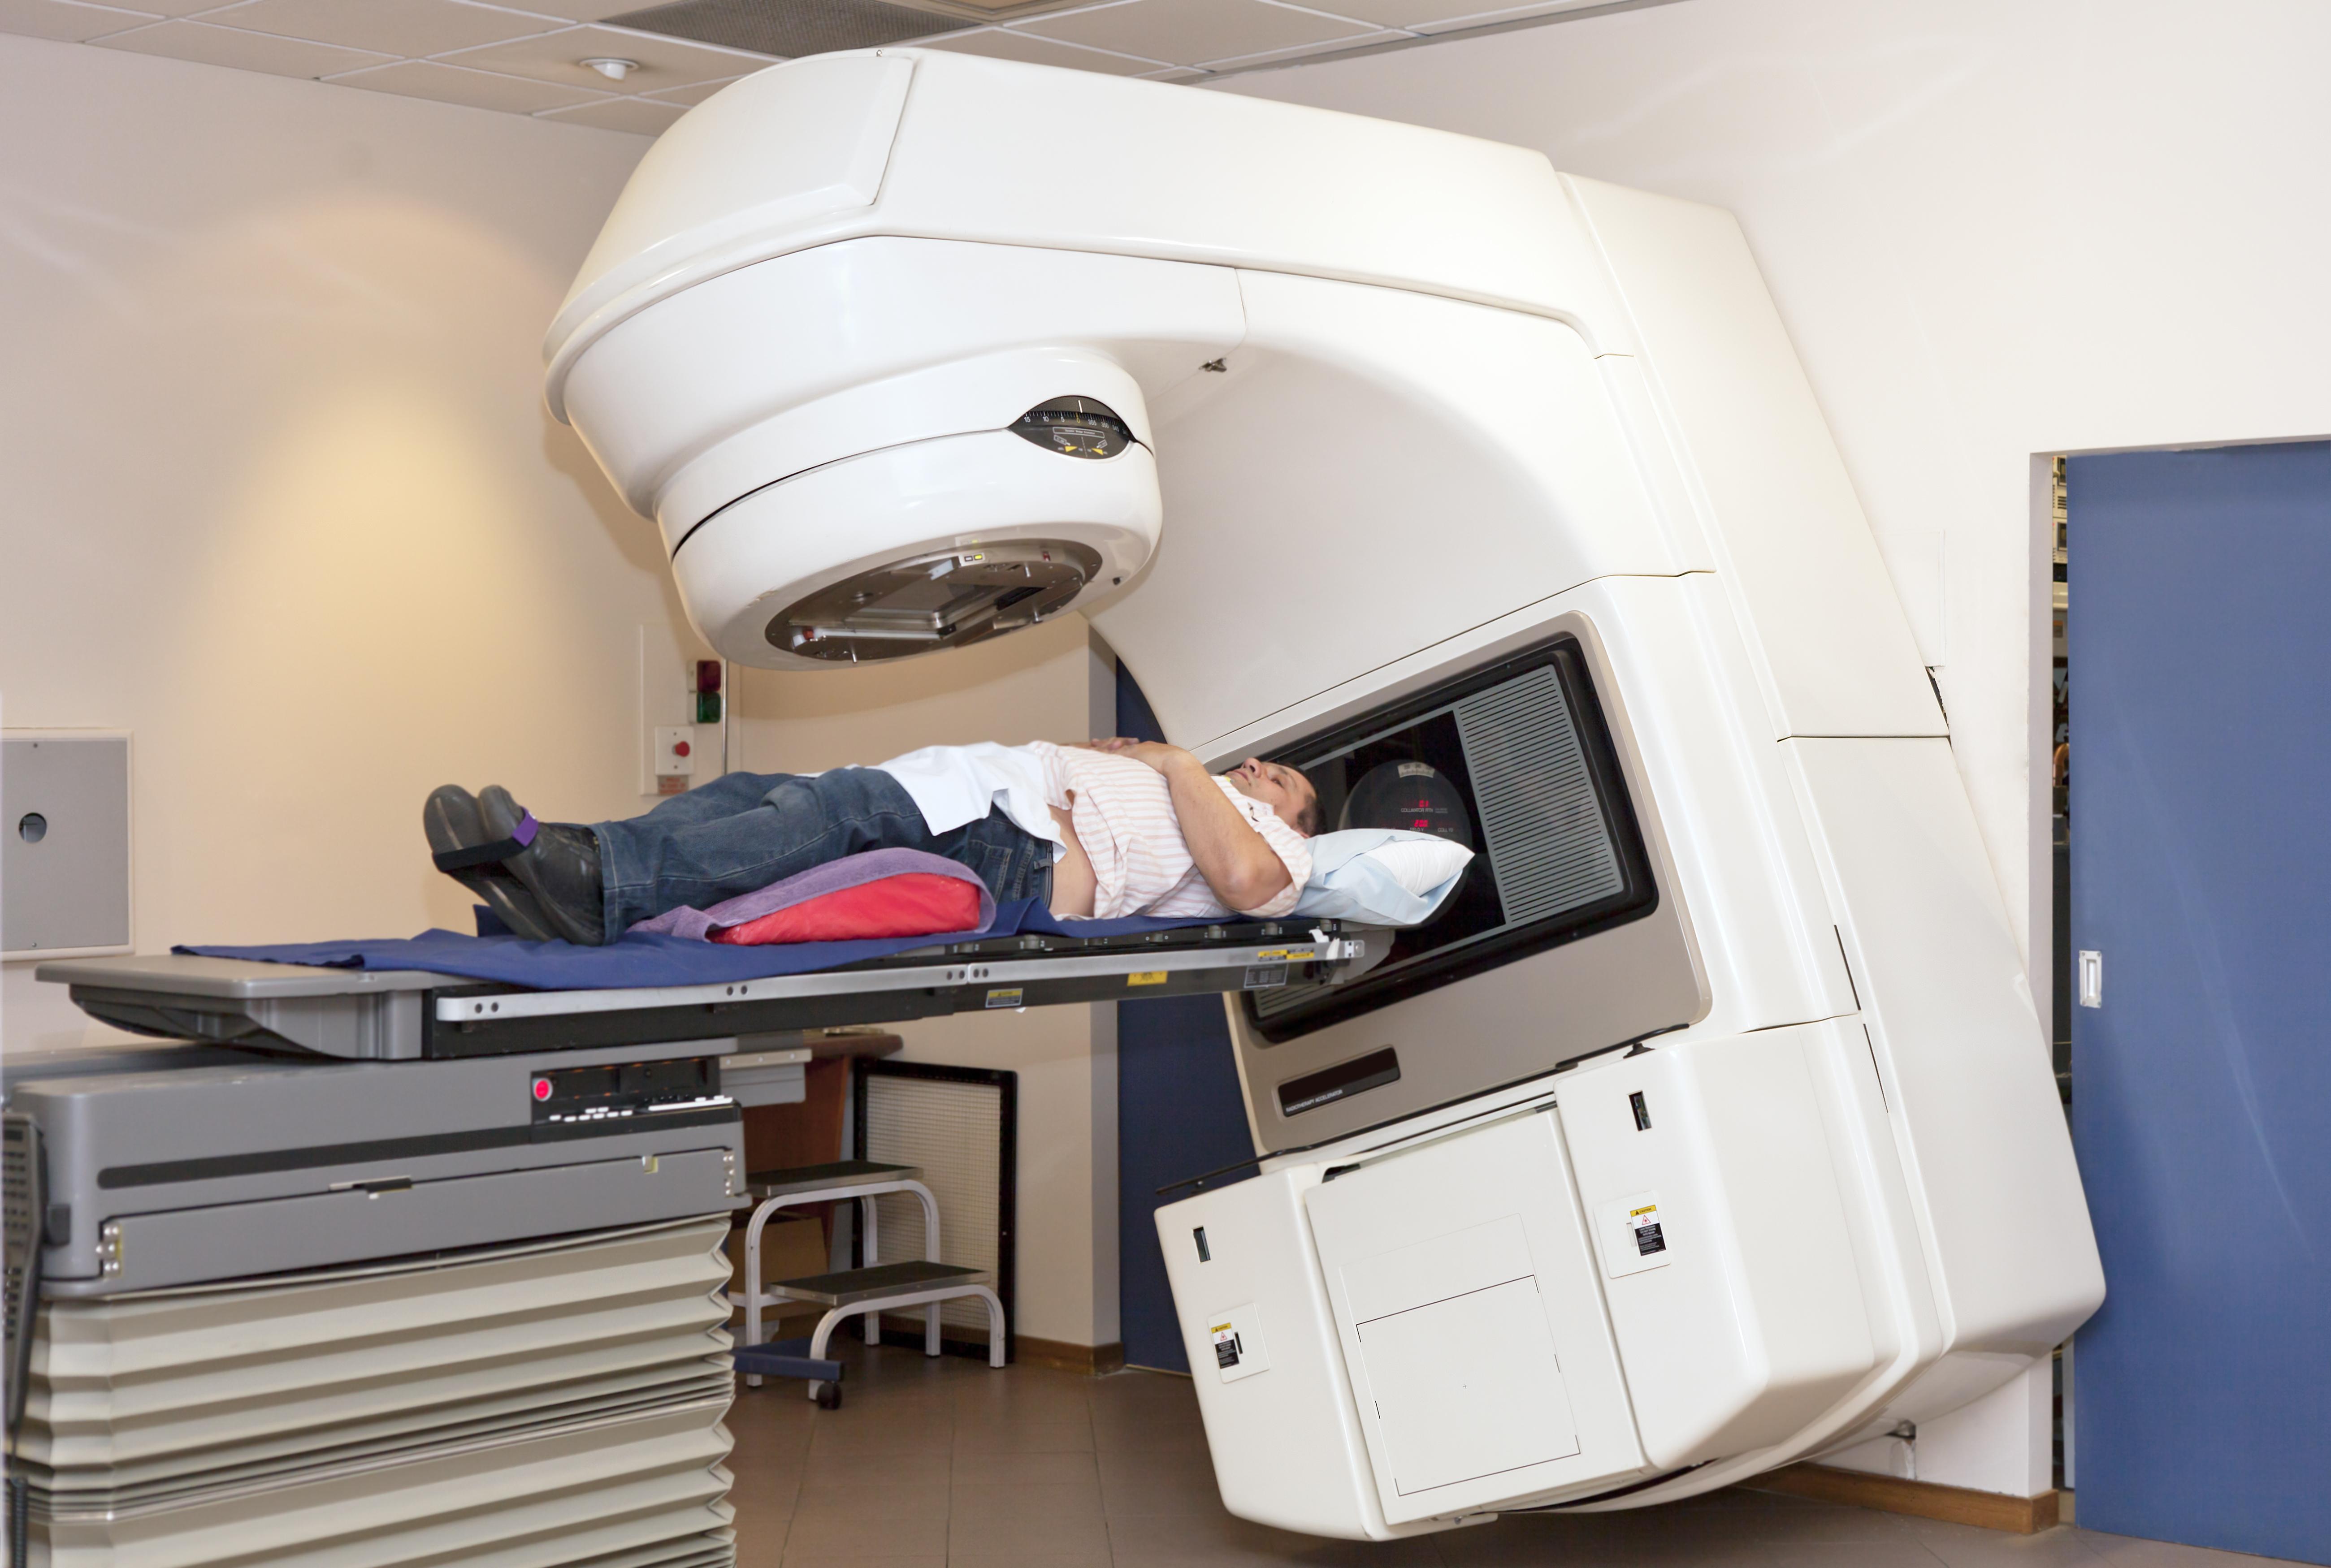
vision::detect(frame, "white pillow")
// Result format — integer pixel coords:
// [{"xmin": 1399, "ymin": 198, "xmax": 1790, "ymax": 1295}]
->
[
  {"xmin": 1367, "ymin": 837, "xmax": 1474, "ymax": 898},
  {"xmin": 1292, "ymin": 829, "xmax": 1475, "ymax": 925}
]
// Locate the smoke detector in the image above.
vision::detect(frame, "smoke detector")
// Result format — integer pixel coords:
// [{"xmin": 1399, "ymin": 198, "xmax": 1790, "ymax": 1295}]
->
[{"xmin": 581, "ymin": 57, "xmax": 640, "ymax": 82}]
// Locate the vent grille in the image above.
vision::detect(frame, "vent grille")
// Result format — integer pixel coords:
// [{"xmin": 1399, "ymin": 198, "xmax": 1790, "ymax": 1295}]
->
[
  {"xmin": 1453, "ymin": 665, "xmax": 1625, "ymax": 926},
  {"xmin": 862, "ymin": 1072, "xmax": 1008, "ymax": 1338},
  {"xmin": 14, "ymin": 1218, "xmax": 738, "ymax": 1563},
  {"xmin": 605, "ymin": 0, "xmax": 954, "ymax": 56}
]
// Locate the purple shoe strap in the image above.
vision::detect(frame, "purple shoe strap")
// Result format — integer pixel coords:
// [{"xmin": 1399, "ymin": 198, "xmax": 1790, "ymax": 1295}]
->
[{"xmin": 432, "ymin": 810, "xmax": 542, "ymax": 873}]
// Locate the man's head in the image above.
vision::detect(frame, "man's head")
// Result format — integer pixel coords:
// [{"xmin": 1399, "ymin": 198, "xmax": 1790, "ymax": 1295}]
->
[{"xmin": 1223, "ymin": 758, "xmax": 1322, "ymax": 836}]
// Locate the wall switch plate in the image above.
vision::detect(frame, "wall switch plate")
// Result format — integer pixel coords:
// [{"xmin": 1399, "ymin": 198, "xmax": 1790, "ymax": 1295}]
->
[
  {"xmin": 3, "ymin": 730, "xmax": 132, "ymax": 959},
  {"xmin": 2077, "ymin": 949, "xmax": 2103, "ymax": 1008}
]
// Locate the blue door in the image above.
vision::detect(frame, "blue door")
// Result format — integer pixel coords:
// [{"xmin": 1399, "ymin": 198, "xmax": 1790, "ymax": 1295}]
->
[
  {"xmin": 2069, "ymin": 441, "xmax": 2331, "ymax": 1564},
  {"xmin": 1113, "ymin": 664, "xmax": 1257, "ymax": 1373}
]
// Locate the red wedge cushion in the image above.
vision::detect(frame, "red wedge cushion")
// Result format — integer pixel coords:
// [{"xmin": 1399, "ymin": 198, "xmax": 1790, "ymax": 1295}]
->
[{"xmin": 709, "ymin": 872, "xmax": 985, "ymax": 946}]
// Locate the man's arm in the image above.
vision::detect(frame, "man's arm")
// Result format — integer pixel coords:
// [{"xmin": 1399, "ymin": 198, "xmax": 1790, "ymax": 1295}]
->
[{"xmin": 1078, "ymin": 739, "xmax": 1292, "ymax": 912}]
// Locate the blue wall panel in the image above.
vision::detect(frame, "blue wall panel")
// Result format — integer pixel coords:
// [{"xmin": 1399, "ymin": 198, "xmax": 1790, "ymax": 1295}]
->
[
  {"xmin": 1112, "ymin": 661, "xmax": 1257, "ymax": 1373},
  {"xmin": 2069, "ymin": 441, "xmax": 2331, "ymax": 1564}
]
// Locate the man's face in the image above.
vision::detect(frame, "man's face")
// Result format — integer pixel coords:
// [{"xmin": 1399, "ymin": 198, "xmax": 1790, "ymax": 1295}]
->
[{"xmin": 1223, "ymin": 758, "xmax": 1319, "ymax": 834}]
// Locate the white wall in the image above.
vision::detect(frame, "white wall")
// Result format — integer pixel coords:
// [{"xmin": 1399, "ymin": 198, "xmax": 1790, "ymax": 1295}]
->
[
  {"xmin": 0, "ymin": 34, "xmax": 1124, "ymax": 1354},
  {"xmin": 730, "ymin": 617, "xmax": 1122, "ymax": 1351},
  {"xmin": 0, "ymin": 35, "xmax": 685, "ymax": 1050},
  {"xmin": 1217, "ymin": 0, "xmax": 2331, "ymax": 1492}
]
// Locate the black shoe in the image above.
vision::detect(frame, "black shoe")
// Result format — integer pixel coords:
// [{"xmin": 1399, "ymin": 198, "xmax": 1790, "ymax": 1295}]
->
[
  {"xmin": 480, "ymin": 785, "xmax": 607, "ymax": 946},
  {"xmin": 423, "ymin": 785, "xmax": 557, "ymax": 942}
]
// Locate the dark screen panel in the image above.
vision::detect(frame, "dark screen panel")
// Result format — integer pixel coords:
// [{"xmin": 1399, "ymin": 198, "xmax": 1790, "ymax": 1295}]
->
[{"xmin": 1246, "ymin": 635, "xmax": 1657, "ymax": 1041}]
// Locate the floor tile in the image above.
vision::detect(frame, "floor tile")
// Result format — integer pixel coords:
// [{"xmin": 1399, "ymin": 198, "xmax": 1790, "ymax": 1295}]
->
[
  {"xmin": 950, "ymin": 1488, "xmax": 1114, "ymax": 1555},
  {"xmin": 1106, "ymin": 1505, "xmax": 1435, "ymax": 1565},
  {"xmin": 954, "ymin": 1415, "xmax": 1096, "ymax": 1453},
  {"xmin": 1093, "ymin": 1414, "xmax": 1213, "ymax": 1456},
  {"xmin": 1753, "ymin": 1542, "xmax": 1950, "ymax": 1568},
  {"xmin": 1437, "ymin": 1515, "xmax": 1625, "ymax": 1564},
  {"xmin": 776, "ymin": 1499, "xmax": 949, "ymax": 1558},
  {"xmin": 1903, "ymin": 1519, "xmax": 2107, "ymax": 1566},
  {"xmin": 789, "ymin": 1476, "xmax": 951, "ymax": 1518},
  {"xmin": 799, "ymin": 1448, "xmax": 953, "ymax": 1491},
  {"xmin": 726, "ymin": 1479, "xmax": 803, "ymax": 1528},
  {"xmin": 1098, "ymin": 1447, "xmax": 1225, "ymax": 1516},
  {"xmin": 1088, "ymin": 1369, "xmax": 1206, "ymax": 1413},
  {"xmin": 1722, "ymin": 1497, "xmax": 1929, "ymax": 1543},
  {"xmin": 805, "ymin": 1417, "xmax": 956, "ymax": 1457},
  {"xmin": 730, "ymin": 1508, "xmax": 789, "ymax": 1568},
  {"xmin": 954, "ymin": 1448, "xmax": 1103, "ymax": 1489},
  {"xmin": 952, "ymin": 1478, "xmax": 1107, "ymax": 1521}
]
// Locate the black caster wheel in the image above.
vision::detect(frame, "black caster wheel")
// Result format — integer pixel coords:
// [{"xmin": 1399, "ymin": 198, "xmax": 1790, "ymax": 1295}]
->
[{"xmin": 813, "ymin": 1382, "xmax": 843, "ymax": 1410}]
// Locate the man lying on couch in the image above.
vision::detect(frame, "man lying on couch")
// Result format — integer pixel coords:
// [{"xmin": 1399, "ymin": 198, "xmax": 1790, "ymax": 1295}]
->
[{"xmin": 426, "ymin": 739, "xmax": 1322, "ymax": 947}]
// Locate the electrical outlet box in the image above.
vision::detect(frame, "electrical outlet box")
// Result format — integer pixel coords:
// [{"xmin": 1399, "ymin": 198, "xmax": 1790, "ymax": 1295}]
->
[{"xmin": 4, "ymin": 730, "xmax": 132, "ymax": 959}]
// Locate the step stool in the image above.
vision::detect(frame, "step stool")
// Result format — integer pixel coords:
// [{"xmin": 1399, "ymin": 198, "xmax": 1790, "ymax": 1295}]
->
[{"xmin": 728, "ymin": 1159, "xmax": 1006, "ymax": 1408}]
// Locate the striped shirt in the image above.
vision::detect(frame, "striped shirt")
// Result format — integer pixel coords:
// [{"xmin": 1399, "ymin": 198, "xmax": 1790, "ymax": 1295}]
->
[{"xmin": 1027, "ymin": 742, "xmax": 1311, "ymax": 920}]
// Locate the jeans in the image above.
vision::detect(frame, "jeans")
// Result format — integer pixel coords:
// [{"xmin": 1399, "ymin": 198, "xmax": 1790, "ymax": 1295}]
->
[{"xmin": 592, "ymin": 768, "xmax": 1054, "ymax": 942}]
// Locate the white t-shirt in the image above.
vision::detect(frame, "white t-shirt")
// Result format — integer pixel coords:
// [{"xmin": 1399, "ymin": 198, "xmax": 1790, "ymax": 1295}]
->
[{"xmin": 872, "ymin": 742, "xmax": 1310, "ymax": 919}]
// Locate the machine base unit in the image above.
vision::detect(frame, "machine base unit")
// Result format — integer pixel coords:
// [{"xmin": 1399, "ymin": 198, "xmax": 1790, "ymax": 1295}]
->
[
  {"xmin": 4, "ymin": 1038, "xmax": 752, "ymax": 1296},
  {"xmin": 1160, "ymin": 1024, "xmax": 1906, "ymax": 1537},
  {"xmin": 13, "ymin": 1216, "xmax": 740, "ymax": 1568}
]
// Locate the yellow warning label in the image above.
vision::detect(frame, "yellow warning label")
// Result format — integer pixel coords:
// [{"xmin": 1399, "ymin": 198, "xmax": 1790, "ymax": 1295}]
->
[
  {"xmin": 1253, "ymin": 949, "xmax": 1300, "ymax": 960},
  {"xmin": 1629, "ymin": 1204, "xmax": 1659, "ymax": 1218},
  {"xmin": 1127, "ymin": 971, "xmax": 1168, "ymax": 986},
  {"xmin": 984, "ymin": 987, "xmax": 1024, "ymax": 1009}
]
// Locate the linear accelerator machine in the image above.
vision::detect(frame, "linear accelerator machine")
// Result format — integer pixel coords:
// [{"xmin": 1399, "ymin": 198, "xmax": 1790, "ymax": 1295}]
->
[
  {"xmin": 536, "ymin": 48, "xmax": 2101, "ymax": 1537},
  {"xmin": 8, "ymin": 46, "xmax": 2100, "ymax": 1560}
]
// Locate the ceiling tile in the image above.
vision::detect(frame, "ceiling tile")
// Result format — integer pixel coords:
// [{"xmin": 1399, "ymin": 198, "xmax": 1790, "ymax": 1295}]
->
[
  {"xmin": 329, "ymin": 57, "xmax": 609, "ymax": 112},
  {"xmin": 198, "ymin": 0, "xmax": 565, "ymax": 58},
  {"xmin": 1404, "ymin": 0, "xmax": 1606, "ymax": 34},
  {"xmin": 502, "ymin": 0, "xmax": 641, "ymax": 16},
  {"xmin": 916, "ymin": 24, "xmax": 1163, "ymax": 75},
  {"xmin": 537, "ymin": 92, "xmax": 686, "ymax": 133},
  {"xmin": 1201, "ymin": 25, "xmax": 1404, "ymax": 68},
  {"xmin": 1014, "ymin": 0, "xmax": 1374, "ymax": 68},
  {"xmin": 636, "ymin": 71, "xmax": 741, "ymax": 104},
  {"xmin": 435, "ymin": 21, "xmax": 770, "ymax": 92},
  {"xmin": 92, "ymin": 17, "xmax": 393, "ymax": 74},
  {"xmin": 1137, "ymin": 65, "xmax": 1210, "ymax": 82},
  {"xmin": 603, "ymin": 0, "xmax": 951, "ymax": 55},
  {"xmin": 117, "ymin": 0, "xmax": 245, "ymax": 14},
  {"xmin": 1282, "ymin": 0, "xmax": 1494, "ymax": 23},
  {"xmin": 0, "ymin": 0, "xmax": 158, "ymax": 42}
]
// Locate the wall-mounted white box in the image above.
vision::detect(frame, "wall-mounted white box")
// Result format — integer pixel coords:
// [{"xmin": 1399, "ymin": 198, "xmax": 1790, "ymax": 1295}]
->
[{"xmin": 3, "ymin": 730, "xmax": 132, "ymax": 959}]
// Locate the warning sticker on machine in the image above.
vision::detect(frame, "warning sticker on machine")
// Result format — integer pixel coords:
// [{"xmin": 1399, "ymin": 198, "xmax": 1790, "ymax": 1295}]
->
[
  {"xmin": 1629, "ymin": 1202, "xmax": 1667, "ymax": 1257},
  {"xmin": 1596, "ymin": 1189, "xmax": 1673, "ymax": 1278},
  {"xmin": 1127, "ymin": 971, "xmax": 1167, "ymax": 987},
  {"xmin": 984, "ymin": 987, "xmax": 1024, "ymax": 1009},
  {"xmin": 1206, "ymin": 1302, "xmax": 1271, "ymax": 1382}
]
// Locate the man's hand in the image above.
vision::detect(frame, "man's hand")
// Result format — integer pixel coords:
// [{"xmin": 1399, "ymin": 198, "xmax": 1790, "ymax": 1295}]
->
[{"xmin": 1071, "ymin": 739, "xmax": 1292, "ymax": 912}]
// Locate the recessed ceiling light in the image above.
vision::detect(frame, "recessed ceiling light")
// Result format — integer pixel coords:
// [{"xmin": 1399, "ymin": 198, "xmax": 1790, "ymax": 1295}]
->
[{"xmin": 581, "ymin": 57, "xmax": 641, "ymax": 81}]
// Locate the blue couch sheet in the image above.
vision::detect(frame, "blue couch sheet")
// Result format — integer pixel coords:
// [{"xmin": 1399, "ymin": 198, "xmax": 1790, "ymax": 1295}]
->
[{"xmin": 178, "ymin": 899, "xmax": 1225, "ymax": 991}]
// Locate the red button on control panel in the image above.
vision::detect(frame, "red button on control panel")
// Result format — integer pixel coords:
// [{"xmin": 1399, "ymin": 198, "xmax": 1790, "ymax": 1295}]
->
[{"xmin": 532, "ymin": 1078, "xmax": 552, "ymax": 1101}]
